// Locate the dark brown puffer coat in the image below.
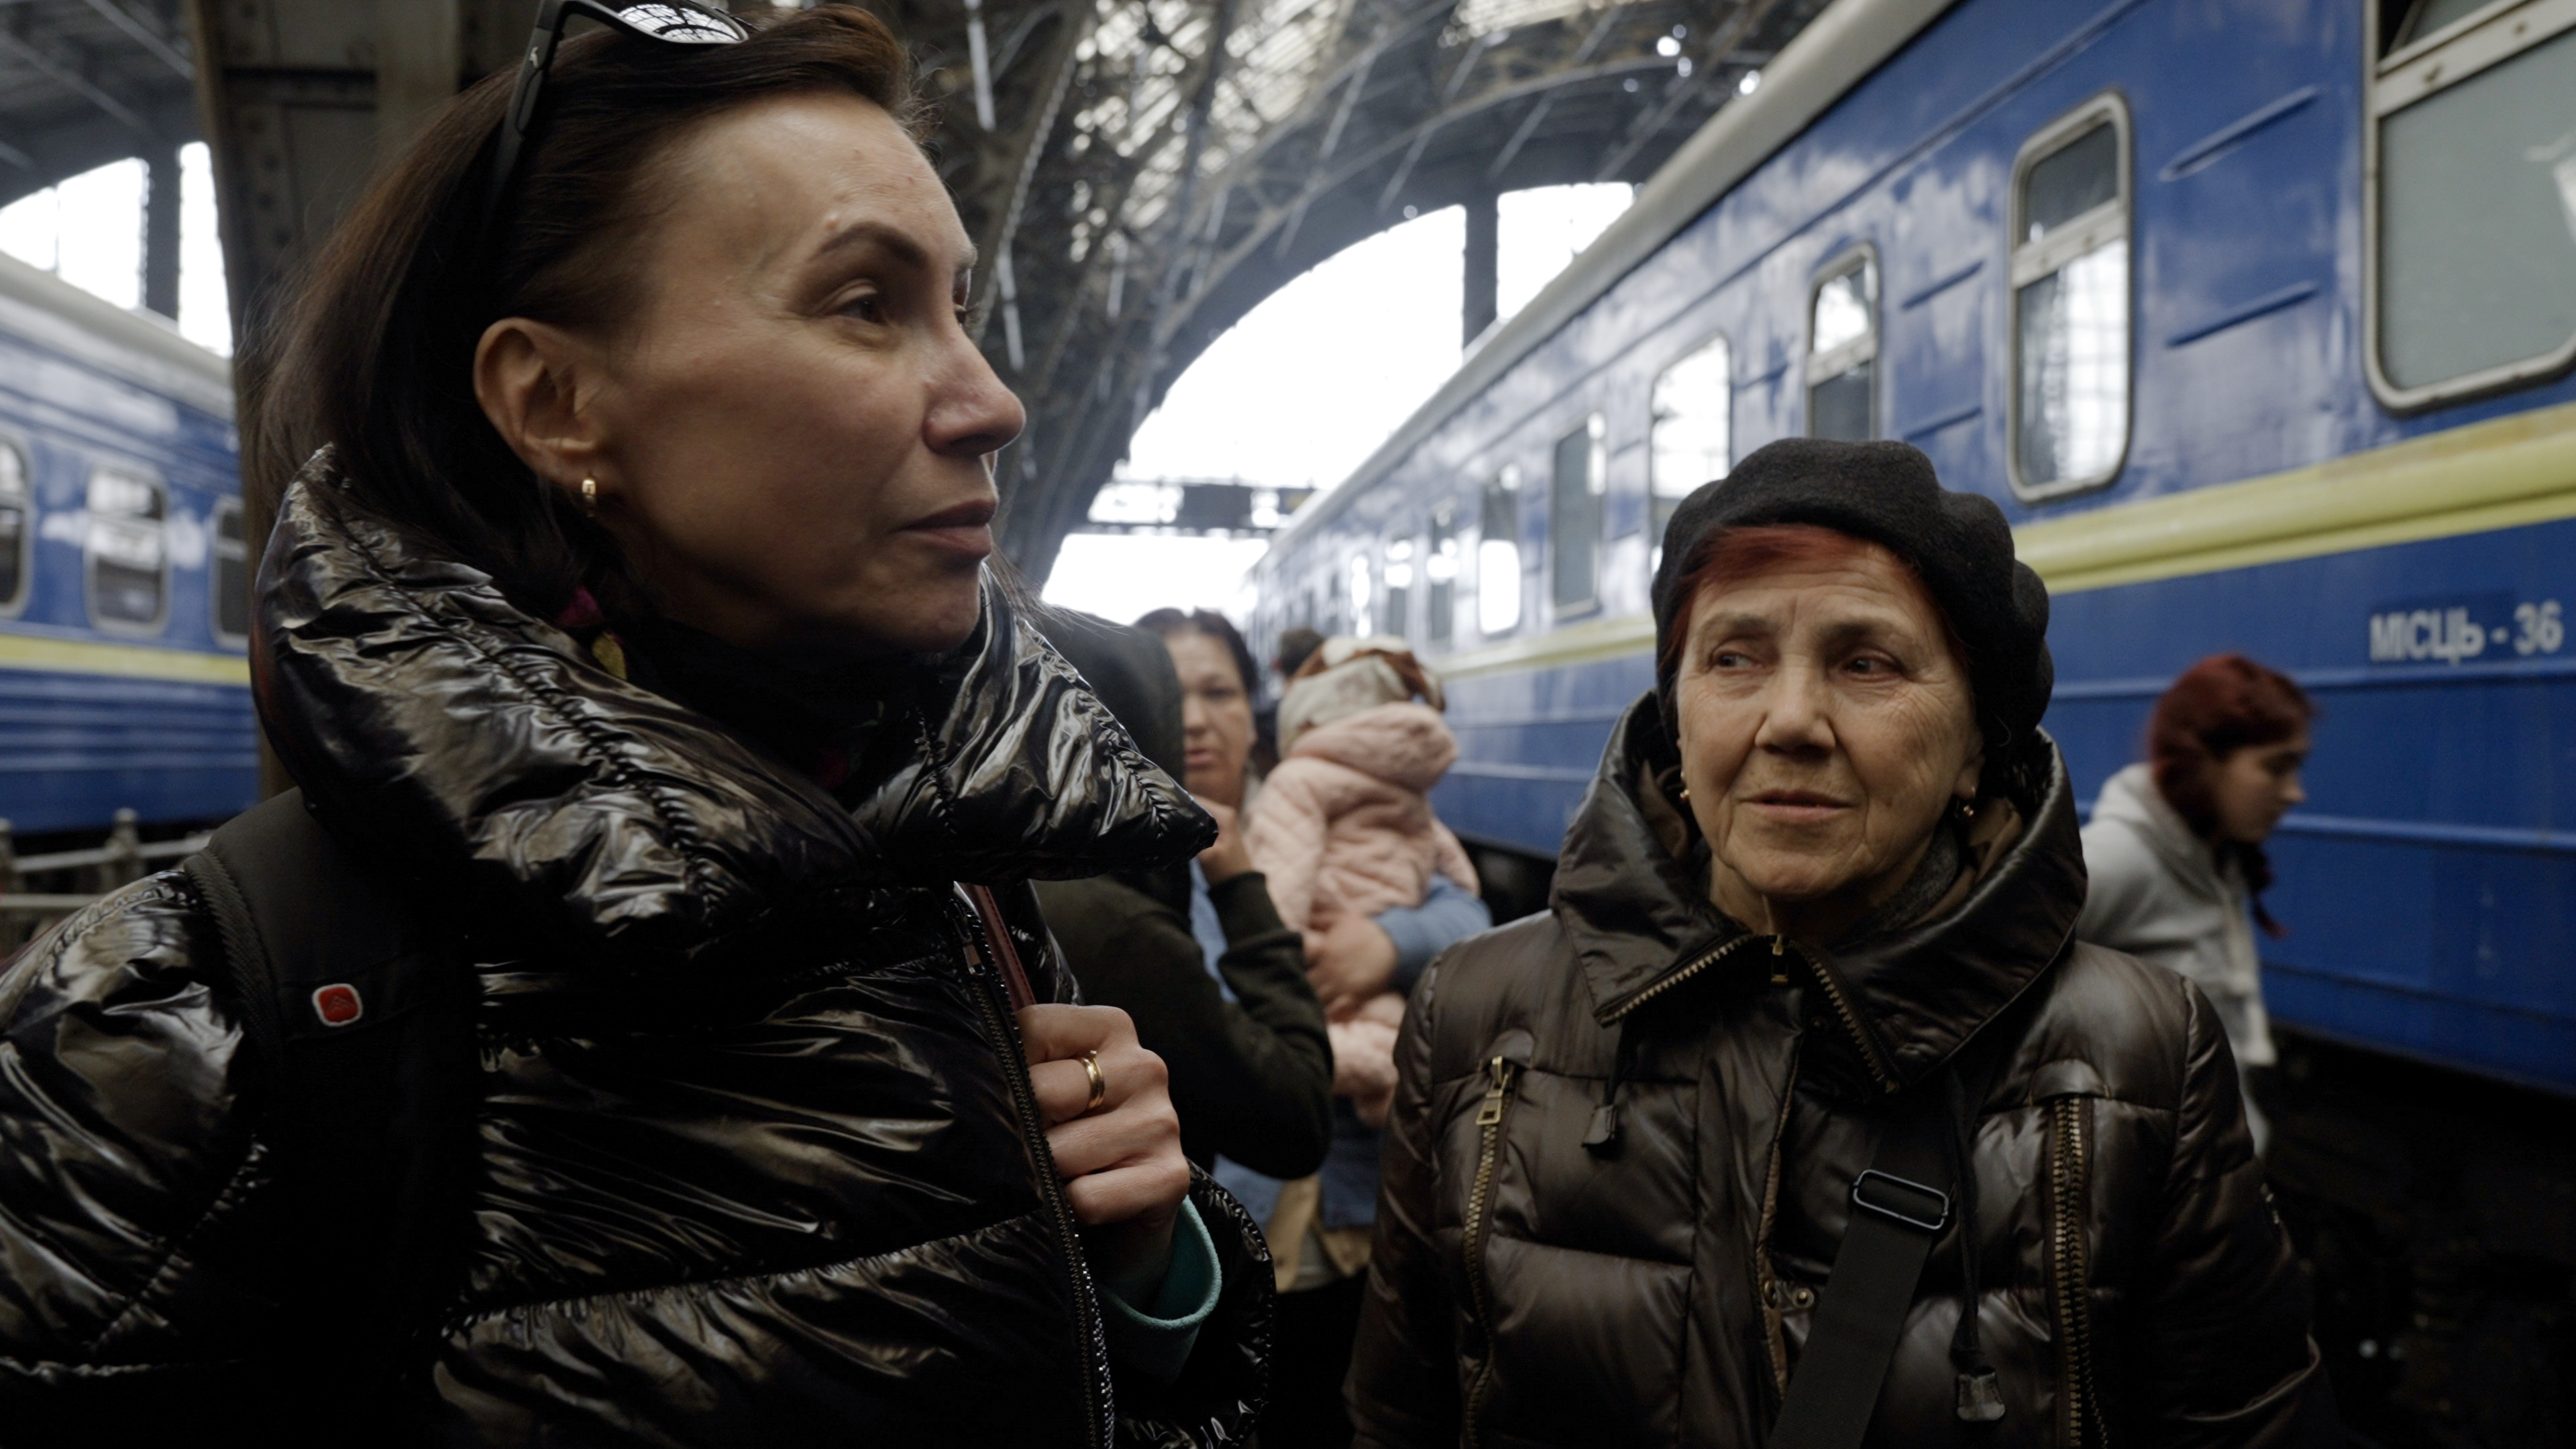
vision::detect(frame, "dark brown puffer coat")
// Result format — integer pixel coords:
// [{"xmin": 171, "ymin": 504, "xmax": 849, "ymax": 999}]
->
[
  {"xmin": 1350, "ymin": 695, "xmax": 2331, "ymax": 1449},
  {"xmin": 0, "ymin": 466, "xmax": 1269, "ymax": 1446}
]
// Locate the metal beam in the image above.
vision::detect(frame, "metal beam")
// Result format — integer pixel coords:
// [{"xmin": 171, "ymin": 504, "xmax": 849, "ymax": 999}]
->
[
  {"xmin": 141, "ymin": 142, "xmax": 178, "ymax": 317},
  {"xmin": 79, "ymin": 0, "xmax": 191, "ymax": 79},
  {"xmin": 0, "ymin": 26, "xmax": 150, "ymax": 133}
]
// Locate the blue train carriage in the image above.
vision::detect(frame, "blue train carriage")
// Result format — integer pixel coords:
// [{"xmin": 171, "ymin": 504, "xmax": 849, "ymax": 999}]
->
[
  {"xmin": 0, "ymin": 251, "xmax": 256, "ymax": 837},
  {"xmin": 1250, "ymin": 0, "xmax": 2576, "ymax": 1097}
]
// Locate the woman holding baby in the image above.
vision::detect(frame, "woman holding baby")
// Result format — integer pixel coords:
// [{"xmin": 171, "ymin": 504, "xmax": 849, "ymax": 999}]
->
[{"xmin": 1131, "ymin": 608, "xmax": 1490, "ymax": 1449}]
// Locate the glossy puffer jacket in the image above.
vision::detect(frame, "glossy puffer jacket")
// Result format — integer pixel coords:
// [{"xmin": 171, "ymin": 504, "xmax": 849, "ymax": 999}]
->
[
  {"xmin": 0, "ymin": 464, "xmax": 1269, "ymax": 1446},
  {"xmin": 1350, "ymin": 696, "xmax": 2333, "ymax": 1449}
]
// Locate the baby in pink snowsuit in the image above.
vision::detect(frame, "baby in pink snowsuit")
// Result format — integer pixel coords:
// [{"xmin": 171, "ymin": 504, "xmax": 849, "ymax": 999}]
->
[{"xmin": 1246, "ymin": 639, "xmax": 1478, "ymax": 1125}]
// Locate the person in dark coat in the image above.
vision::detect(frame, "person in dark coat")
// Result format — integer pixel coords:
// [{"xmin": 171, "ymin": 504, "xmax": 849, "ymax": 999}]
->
[
  {"xmin": 1349, "ymin": 439, "xmax": 2336, "ymax": 1448},
  {"xmin": 1034, "ymin": 608, "xmax": 1336, "ymax": 1179},
  {"xmin": 0, "ymin": 10, "xmax": 1267, "ymax": 1444}
]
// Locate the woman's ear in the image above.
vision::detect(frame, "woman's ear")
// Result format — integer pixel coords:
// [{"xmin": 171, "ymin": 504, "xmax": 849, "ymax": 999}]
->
[
  {"xmin": 474, "ymin": 317, "xmax": 607, "ymax": 494},
  {"xmin": 1953, "ymin": 730, "xmax": 1987, "ymax": 804}
]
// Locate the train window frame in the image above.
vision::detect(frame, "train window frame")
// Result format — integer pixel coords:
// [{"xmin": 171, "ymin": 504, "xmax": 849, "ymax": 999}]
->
[
  {"xmin": 210, "ymin": 496, "xmax": 251, "ymax": 649},
  {"xmin": 0, "ymin": 435, "xmax": 31, "ymax": 619},
  {"xmin": 1549, "ymin": 415, "xmax": 1607, "ymax": 618},
  {"xmin": 1348, "ymin": 551, "xmax": 1375, "ymax": 638},
  {"xmin": 1426, "ymin": 500, "xmax": 1459, "ymax": 647},
  {"xmin": 1383, "ymin": 533, "xmax": 1415, "ymax": 640},
  {"xmin": 1477, "ymin": 466, "xmax": 1523, "ymax": 638},
  {"xmin": 2363, "ymin": 0, "xmax": 2576, "ymax": 411},
  {"xmin": 1650, "ymin": 331, "xmax": 1732, "ymax": 549},
  {"xmin": 2006, "ymin": 93, "xmax": 2135, "ymax": 502},
  {"xmin": 85, "ymin": 464, "xmax": 171, "ymax": 637},
  {"xmin": 1805, "ymin": 246, "xmax": 1880, "ymax": 441}
]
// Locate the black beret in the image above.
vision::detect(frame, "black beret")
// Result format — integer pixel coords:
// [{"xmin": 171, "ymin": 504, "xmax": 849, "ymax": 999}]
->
[{"xmin": 1650, "ymin": 437, "xmax": 2053, "ymax": 768}]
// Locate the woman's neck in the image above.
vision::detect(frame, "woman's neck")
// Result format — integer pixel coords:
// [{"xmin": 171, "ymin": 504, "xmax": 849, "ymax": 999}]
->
[{"xmin": 1706, "ymin": 827, "xmax": 1951, "ymax": 946}]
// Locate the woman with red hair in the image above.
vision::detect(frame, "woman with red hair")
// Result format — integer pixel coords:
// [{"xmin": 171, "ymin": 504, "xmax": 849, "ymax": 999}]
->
[{"xmin": 2078, "ymin": 654, "xmax": 2314, "ymax": 1154}]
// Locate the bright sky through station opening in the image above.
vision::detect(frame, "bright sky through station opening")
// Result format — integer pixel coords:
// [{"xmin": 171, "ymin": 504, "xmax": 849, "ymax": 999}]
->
[{"xmin": 1044, "ymin": 183, "xmax": 1631, "ymax": 629}]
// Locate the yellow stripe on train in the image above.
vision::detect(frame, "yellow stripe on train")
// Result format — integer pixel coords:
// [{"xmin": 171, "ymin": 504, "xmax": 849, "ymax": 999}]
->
[
  {"xmin": 1436, "ymin": 399, "xmax": 2576, "ymax": 682},
  {"xmin": 0, "ymin": 632, "xmax": 252, "ymax": 686},
  {"xmin": 2017, "ymin": 399, "xmax": 2576, "ymax": 594}
]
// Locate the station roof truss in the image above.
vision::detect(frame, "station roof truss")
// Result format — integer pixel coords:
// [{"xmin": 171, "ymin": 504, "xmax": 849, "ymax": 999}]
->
[
  {"xmin": 21, "ymin": 0, "xmax": 1829, "ymax": 586},
  {"xmin": 0, "ymin": 0, "xmax": 201, "ymax": 206},
  {"xmin": 910, "ymin": 0, "xmax": 1830, "ymax": 581}
]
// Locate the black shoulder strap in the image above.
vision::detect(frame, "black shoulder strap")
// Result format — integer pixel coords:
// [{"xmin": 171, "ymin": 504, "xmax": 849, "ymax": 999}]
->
[
  {"xmin": 181, "ymin": 790, "xmax": 472, "ymax": 1414},
  {"xmin": 1768, "ymin": 1084, "xmax": 1960, "ymax": 1449}
]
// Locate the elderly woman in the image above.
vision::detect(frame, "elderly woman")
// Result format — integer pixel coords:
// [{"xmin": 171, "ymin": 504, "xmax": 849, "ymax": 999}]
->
[
  {"xmin": 0, "ymin": 7, "xmax": 1265, "ymax": 1443},
  {"xmin": 1350, "ymin": 440, "xmax": 2332, "ymax": 1448}
]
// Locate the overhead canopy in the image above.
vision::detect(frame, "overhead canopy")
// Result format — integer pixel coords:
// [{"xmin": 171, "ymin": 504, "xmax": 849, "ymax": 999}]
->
[
  {"xmin": 17, "ymin": 0, "xmax": 1826, "ymax": 578},
  {"xmin": 0, "ymin": 2, "xmax": 199, "ymax": 209},
  {"xmin": 932, "ymin": 0, "xmax": 1829, "ymax": 578}
]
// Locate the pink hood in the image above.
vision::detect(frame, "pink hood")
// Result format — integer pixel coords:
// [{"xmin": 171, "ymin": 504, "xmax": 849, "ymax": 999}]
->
[
  {"xmin": 1287, "ymin": 702, "xmax": 1458, "ymax": 792},
  {"xmin": 1245, "ymin": 702, "xmax": 1477, "ymax": 936}
]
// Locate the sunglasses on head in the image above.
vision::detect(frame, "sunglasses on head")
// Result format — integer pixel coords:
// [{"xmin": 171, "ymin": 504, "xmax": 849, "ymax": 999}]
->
[{"xmin": 482, "ymin": 1, "xmax": 753, "ymax": 253}]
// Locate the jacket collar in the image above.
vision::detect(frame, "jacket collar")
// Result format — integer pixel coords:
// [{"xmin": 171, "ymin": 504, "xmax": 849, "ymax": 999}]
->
[
  {"xmin": 1552, "ymin": 691, "xmax": 2088, "ymax": 1090},
  {"xmin": 254, "ymin": 455, "xmax": 1210, "ymax": 965}
]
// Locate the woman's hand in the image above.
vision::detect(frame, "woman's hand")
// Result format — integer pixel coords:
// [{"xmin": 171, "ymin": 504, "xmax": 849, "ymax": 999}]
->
[
  {"xmin": 1195, "ymin": 798, "xmax": 1254, "ymax": 884},
  {"xmin": 1306, "ymin": 912, "xmax": 1399, "ymax": 1019},
  {"xmin": 1019, "ymin": 1004, "xmax": 1191, "ymax": 1300}
]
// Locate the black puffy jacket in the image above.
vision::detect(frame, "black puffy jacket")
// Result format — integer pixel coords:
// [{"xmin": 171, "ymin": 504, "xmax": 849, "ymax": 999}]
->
[
  {"xmin": 1350, "ymin": 696, "xmax": 2332, "ymax": 1449},
  {"xmin": 0, "ymin": 468, "xmax": 1269, "ymax": 1445}
]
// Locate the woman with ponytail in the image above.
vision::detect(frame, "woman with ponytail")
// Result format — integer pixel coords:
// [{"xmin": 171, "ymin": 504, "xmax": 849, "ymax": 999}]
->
[{"xmin": 2078, "ymin": 653, "xmax": 2314, "ymax": 1154}]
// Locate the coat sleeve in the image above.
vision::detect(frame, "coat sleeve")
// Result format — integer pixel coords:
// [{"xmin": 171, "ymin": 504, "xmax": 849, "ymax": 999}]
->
[
  {"xmin": 2074, "ymin": 820, "xmax": 2159, "ymax": 953},
  {"xmin": 2125, "ymin": 977, "xmax": 2338, "ymax": 1448},
  {"xmin": 1244, "ymin": 766, "xmax": 1330, "ymax": 935},
  {"xmin": 1034, "ymin": 874, "xmax": 1334, "ymax": 1178},
  {"xmin": 0, "ymin": 874, "xmax": 288, "ymax": 1438},
  {"xmin": 1347, "ymin": 957, "xmax": 1461, "ymax": 1448},
  {"xmin": 1112, "ymin": 1169, "xmax": 1277, "ymax": 1449}
]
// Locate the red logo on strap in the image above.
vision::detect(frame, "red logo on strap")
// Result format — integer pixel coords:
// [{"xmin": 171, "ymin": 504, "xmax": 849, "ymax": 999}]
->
[{"xmin": 311, "ymin": 983, "xmax": 364, "ymax": 1027}]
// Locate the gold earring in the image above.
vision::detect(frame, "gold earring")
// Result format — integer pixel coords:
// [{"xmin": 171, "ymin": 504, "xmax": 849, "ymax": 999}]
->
[
  {"xmin": 1678, "ymin": 785, "xmax": 1692, "ymax": 802},
  {"xmin": 579, "ymin": 477, "xmax": 598, "ymax": 515}
]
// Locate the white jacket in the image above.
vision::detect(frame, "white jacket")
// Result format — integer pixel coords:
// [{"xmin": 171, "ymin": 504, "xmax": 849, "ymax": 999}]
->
[{"xmin": 2076, "ymin": 763, "xmax": 2276, "ymax": 1069}]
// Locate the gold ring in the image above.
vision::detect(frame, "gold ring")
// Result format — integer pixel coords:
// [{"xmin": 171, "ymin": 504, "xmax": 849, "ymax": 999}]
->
[{"xmin": 1080, "ymin": 1050, "xmax": 1108, "ymax": 1114}]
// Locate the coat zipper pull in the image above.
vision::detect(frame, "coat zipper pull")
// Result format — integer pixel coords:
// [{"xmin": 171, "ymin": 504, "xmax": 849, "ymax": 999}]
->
[
  {"xmin": 1477, "ymin": 1055, "xmax": 1517, "ymax": 1125},
  {"xmin": 1955, "ymin": 1366, "xmax": 2006, "ymax": 1423}
]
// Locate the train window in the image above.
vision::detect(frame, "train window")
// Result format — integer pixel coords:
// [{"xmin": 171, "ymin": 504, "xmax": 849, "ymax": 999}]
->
[
  {"xmin": 1426, "ymin": 502, "xmax": 1458, "ymax": 645},
  {"xmin": 1550, "ymin": 416, "xmax": 1605, "ymax": 613},
  {"xmin": 1807, "ymin": 250, "xmax": 1877, "ymax": 441},
  {"xmin": 86, "ymin": 467, "xmax": 167, "ymax": 632},
  {"xmin": 2009, "ymin": 97, "xmax": 2131, "ymax": 498},
  {"xmin": 0, "ymin": 439, "xmax": 29, "ymax": 614},
  {"xmin": 1383, "ymin": 537, "xmax": 1413, "ymax": 639},
  {"xmin": 2368, "ymin": 0, "xmax": 2576, "ymax": 405},
  {"xmin": 1650, "ymin": 335, "xmax": 1731, "ymax": 543},
  {"xmin": 1348, "ymin": 553, "xmax": 1374, "ymax": 637},
  {"xmin": 1477, "ymin": 466, "xmax": 1521, "ymax": 637},
  {"xmin": 211, "ymin": 498, "xmax": 250, "ymax": 646}
]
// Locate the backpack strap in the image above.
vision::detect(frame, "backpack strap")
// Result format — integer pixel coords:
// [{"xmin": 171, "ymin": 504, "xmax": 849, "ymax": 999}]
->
[
  {"xmin": 1770, "ymin": 1084, "xmax": 1957, "ymax": 1449},
  {"xmin": 181, "ymin": 790, "xmax": 472, "ymax": 1417}
]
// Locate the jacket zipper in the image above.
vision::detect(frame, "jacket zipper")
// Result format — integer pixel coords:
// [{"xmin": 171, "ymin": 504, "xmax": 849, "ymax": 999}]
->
[
  {"xmin": 2049, "ymin": 1095, "xmax": 2104, "ymax": 1449},
  {"xmin": 955, "ymin": 896, "xmax": 1114, "ymax": 1449},
  {"xmin": 1461, "ymin": 1053, "xmax": 1522, "ymax": 1449},
  {"xmin": 1803, "ymin": 945, "xmax": 1898, "ymax": 1092},
  {"xmin": 1603, "ymin": 932, "xmax": 1765, "ymax": 1023},
  {"xmin": 1609, "ymin": 935, "xmax": 1894, "ymax": 1093}
]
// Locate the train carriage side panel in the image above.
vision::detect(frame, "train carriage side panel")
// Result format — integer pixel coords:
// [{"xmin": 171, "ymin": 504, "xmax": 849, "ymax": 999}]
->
[{"xmin": 0, "ymin": 253, "xmax": 256, "ymax": 835}]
